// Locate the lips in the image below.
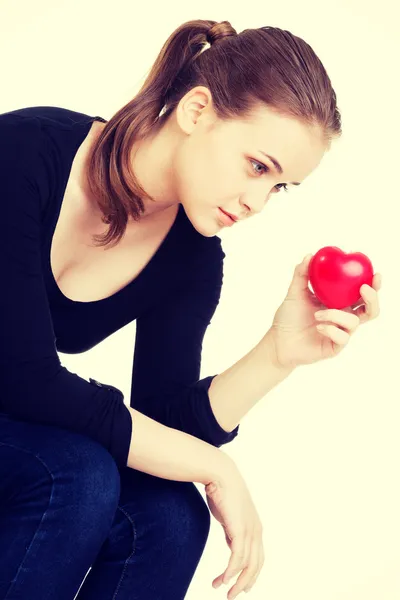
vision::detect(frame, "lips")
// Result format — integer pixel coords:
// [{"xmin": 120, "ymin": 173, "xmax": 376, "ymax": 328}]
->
[
  {"xmin": 219, "ymin": 208, "xmax": 238, "ymax": 222},
  {"xmin": 217, "ymin": 208, "xmax": 236, "ymax": 227}
]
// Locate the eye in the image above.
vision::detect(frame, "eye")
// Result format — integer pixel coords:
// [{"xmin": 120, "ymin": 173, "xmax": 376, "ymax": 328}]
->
[{"xmin": 249, "ymin": 159, "xmax": 290, "ymax": 193}]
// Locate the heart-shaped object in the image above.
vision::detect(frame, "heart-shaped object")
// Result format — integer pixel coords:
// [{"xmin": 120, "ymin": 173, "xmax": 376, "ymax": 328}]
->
[{"xmin": 308, "ymin": 246, "xmax": 374, "ymax": 309}]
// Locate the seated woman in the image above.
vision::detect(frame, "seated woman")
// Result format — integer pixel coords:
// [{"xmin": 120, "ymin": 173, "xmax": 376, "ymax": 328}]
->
[{"xmin": 0, "ymin": 17, "xmax": 381, "ymax": 600}]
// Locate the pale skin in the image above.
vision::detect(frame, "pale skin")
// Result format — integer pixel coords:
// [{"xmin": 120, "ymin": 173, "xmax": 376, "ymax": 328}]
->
[{"xmin": 63, "ymin": 87, "xmax": 381, "ymax": 599}]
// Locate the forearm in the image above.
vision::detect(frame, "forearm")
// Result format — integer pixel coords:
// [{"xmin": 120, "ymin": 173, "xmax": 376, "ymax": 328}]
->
[
  {"xmin": 126, "ymin": 407, "xmax": 236, "ymax": 485},
  {"xmin": 208, "ymin": 330, "xmax": 295, "ymax": 433}
]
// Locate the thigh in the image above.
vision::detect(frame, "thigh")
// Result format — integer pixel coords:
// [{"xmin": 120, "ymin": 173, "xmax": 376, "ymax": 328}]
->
[
  {"xmin": 75, "ymin": 467, "xmax": 211, "ymax": 600},
  {"xmin": 0, "ymin": 411, "xmax": 121, "ymax": 600}
]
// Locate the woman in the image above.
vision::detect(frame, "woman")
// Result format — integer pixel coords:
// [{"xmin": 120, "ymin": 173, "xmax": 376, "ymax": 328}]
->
[{"xmin": 0, "ymin": 18, "xmax": 381, "ymax": 600}]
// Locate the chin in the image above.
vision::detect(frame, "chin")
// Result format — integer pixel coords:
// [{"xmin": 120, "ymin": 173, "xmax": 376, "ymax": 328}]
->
[
  {"xmin": 182, "ymin": 204, "xmax": 222, "ymax": 237},
  {"xmin": 191, "ymin": 220, "xmax": 220, "ymax": 237},
  {"xmin": 201, "ymin": 229, "xmax": 221, "ymax": 238}
]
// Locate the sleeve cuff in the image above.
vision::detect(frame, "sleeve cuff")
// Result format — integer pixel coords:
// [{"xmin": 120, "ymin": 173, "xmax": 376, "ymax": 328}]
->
[
  {"xmin": 195, "ymin": 375, "xmax": 240, "ymax": 447},
  {"xmin": 110, "ymin": 396, "xmax": 133, "ymax": 471}
]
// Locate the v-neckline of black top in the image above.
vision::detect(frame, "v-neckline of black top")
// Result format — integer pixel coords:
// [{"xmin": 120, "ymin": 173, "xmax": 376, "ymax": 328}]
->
[{"xmin": 43, "ymin": 116, "xmax": 185, "ymax": 307}]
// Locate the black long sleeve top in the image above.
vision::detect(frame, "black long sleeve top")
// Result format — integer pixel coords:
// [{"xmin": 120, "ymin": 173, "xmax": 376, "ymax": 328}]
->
[{"xmin": 0, "ymin": 105, "xmax": 239, "ymax": 470}]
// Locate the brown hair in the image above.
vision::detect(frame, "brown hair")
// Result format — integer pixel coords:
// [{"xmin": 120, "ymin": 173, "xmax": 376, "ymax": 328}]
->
[{"xmin": 86, "ymin": 19, "xmax": 342, "ymax": 248}]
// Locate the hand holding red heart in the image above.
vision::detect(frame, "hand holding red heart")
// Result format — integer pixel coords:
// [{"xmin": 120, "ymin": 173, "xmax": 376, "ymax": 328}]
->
[{"xmin": 267, "ymin": 247, "xmax": 382, "ymax": 370}]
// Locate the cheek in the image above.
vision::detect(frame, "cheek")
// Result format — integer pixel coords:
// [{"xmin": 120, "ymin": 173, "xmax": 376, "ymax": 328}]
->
[
  {"xmin": 175, "ymin": 143, "xmax": 236, "ymax": 208},
  {"xmin": 174, "ymin": 147, "xmax": 210, "ymax": 204}
]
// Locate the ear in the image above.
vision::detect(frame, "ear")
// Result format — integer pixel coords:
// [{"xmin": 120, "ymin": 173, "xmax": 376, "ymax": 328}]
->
[{"xmin": 176, "ymin": 86, "xmax": 214, "ymax": 134}]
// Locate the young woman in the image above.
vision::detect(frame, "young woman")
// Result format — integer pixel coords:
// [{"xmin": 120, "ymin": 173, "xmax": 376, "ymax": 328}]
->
[{"xmin": 0, "ymin": 18, "xmax": 381, "ymax": 600}]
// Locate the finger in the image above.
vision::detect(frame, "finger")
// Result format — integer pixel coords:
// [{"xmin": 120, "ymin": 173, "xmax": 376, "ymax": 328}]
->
[
  {"xmin": 228, "ymin": 534, "xmax": 252, "ymax": 589},
  {"xmin": 224, "ymin": 534, "xmax": 251, "ymax": 590},
  {"xmin": 244, "ymin": 542, "xmax": 265, "ymax": 594},
  {"xmin": 352, "ymin": 284, "xmax": 380, "ymax": 324},
  {"xmin": 227, "ymin": 539, "xmax": 258, "ymax": 600},
  {"xmin": 226, "ymin": 566, "xmax": 250, "ymax": 600},
  {"xmin": 316, "ymin": 323, "xmax": 351, "ymax": 346},
  {"xmin": 212, "ymin": 529, "xmax": 231, "ymax": 588},
  {"xmin": 212, "ymin": 528, "xmax": 235, "ymax": 588},
  {"xmin": 212, "ymin": 573, "xmax": 224, "ymax": 589},
  {"xmin": 314, "ymin": 309, "xmax": 360, "ymax": 333},
  {"xmin": 222, "ymin": 534, "xmax": 247, "ymax": 587},
  {"xmin": 359, "ymin": 283, "xmax": 380, "ymax": 321},
  {"xmin": 289, "ymin": 253, "xmax": 313, "ymax": 295},
  {"xmin": 372, "ymin": 272, "xmax": 382, "ymax": 290},
  {"xmin": 212, "ymin": 527, "xmax": 241, "ymax": 589}
]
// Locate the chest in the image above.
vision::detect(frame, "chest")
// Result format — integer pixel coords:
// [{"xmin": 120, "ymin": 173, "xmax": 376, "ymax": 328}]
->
[{"xmin": 50, "ymin": 184, "xmax": 178, "ymax": 303}]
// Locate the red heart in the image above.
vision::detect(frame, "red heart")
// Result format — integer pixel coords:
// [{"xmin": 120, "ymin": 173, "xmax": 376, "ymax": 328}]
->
[{"xmin": 308, "ymin": 246, "xmax": 374, "ymax": 309}]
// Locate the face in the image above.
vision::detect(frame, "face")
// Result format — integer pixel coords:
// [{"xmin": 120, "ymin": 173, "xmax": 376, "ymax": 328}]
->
[{"xmin": 170, "ymin": 86, "xmax": 328, "ymax": 237}]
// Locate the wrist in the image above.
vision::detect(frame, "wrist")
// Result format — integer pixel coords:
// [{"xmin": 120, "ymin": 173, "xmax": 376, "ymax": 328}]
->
[
  {"xmin": 204, "ymin": 451, "xmax": 238, "ymax": 488},
  {"xmin": 259, "ymin": 328, "xmax": 296, "ymax": 374}
]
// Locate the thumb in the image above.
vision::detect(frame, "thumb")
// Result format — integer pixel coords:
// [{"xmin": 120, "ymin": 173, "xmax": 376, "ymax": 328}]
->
[{"xmin": 289, "ymin": 253, "xmax": 313, "ymax": 292}]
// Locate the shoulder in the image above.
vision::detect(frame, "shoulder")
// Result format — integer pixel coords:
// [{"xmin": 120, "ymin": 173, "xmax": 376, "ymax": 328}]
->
[
  {"xmin": 0, "ymin": 106, "xmax": 99, "ymax": 212},
  {"xmin": 0, "ymin": 105, "xmax": 100, "ymax": 131},
  {"xmin": 0, "ymin": 110, "xmax": 54, "ymax": 216},
  {"xmin": 0, "ymin": 105, "xmax": 100, "ymax": 160},
  {"xmin": 0, "ymin": 109, "xmax": 42, "ymax": 160}
]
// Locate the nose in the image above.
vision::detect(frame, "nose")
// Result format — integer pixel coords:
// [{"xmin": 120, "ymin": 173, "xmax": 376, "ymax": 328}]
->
[{"xmin": 240, "ymin": 192, "xmax": 269, "ymax": 216}]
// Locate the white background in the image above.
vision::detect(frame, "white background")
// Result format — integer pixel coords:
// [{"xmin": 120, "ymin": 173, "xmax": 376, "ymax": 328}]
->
[{"xmin": 1, "ymin": 0, "xmax": 399, "ymax": 598}]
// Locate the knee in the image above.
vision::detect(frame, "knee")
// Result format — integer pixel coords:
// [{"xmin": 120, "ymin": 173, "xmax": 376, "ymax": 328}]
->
[
  {"xmin": 180, "ymin": 484, "xmax": 211, "ymax": 546},
  {"xmin": 54, "ymin": 433, "xmax": 121, "ymax": 525},
  {"xmin": 150, "ymin": 482, "xmax": 211, "ymax": 553}
]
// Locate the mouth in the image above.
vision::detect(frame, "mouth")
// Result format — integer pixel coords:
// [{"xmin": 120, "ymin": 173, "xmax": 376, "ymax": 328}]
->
[
  {"xmin": 218, "ymin": 208, "xmax": 238, "ymax": 223},
  {"xmin": 217, "ymin": 207, "xmax": 237, "ymax": 227}
]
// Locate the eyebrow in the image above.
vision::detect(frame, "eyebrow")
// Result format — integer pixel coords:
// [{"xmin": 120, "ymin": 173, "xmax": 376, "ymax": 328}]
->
[{"xmin": 259, "ymin": 151, "xmax": 301, "ymax": 185}]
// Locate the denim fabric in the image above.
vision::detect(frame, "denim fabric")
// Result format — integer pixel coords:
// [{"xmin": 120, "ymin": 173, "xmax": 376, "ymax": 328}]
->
[{"xmin": 0, "ymin": 412, "xmax": 211, "ymax": 599}]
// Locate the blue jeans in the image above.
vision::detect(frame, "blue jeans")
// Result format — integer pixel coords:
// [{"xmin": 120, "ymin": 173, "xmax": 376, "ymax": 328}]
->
[{"xmin": 0, "ymin": 411, "xmax": 211, "ymax": 599}]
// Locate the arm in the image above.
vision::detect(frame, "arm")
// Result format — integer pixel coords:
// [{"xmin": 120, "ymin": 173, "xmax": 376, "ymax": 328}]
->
[
  {"xmin": 0, "ymin": 116, "xmax": 239, "ymax": 485},
  {"xmin": 130, "ymin": 237, "xmax": 240, "ymax": 447},
  {"xmin": 126, "ymin": 407, "xmax": 236, "ymax": 484},
  {"xmin": 208, "ymin": 332, "xmax": 295, "ymax": 432},
  {"xmin": 130, "ymin": 236, "xmax": 294, "ymax": 440},
  {"xmin": 0, "ymin": 118, "xmax": 132, "ymax": 470}
]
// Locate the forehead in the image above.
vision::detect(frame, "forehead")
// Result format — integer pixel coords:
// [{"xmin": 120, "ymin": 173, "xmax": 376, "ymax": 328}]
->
[
  {"xmin": 233, "ymin": 104, "xmax": 319, "ymax": 142},
  {"xmin": 229, "ymin": 105, "xmax": 327, "ymax": 176}
]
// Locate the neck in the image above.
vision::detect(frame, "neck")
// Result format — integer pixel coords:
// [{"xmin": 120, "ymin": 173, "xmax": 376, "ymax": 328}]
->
[
  {"xmin": 129, "ymin": 117, "xmax": 180, "ymax": 218},
  {"xmin": 78, "ymin": 118, "xmax": 180, "ymax": 230}
]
